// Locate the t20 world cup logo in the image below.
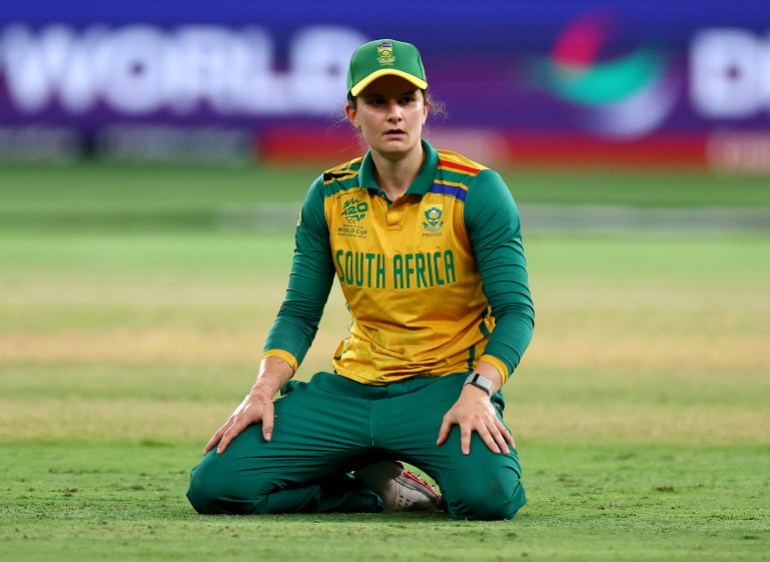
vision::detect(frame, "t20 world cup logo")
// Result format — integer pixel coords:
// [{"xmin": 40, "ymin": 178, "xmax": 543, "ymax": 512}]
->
[{"xmin": 341, "ymin": 198, "xmax": 368, "ymax": 224}]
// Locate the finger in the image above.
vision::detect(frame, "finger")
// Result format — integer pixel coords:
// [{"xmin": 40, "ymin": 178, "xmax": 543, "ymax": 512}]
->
[
  {"xmin": 475, "ymin": 423, "xmax": 502, "ymax": 455},
  {"xmin": 203, "ymin": 424, "xmax": 228, "ymax": 455},
  {"xmin": 216, "ymin": 416, "xmax": 250, "ymax": 454},
  {"xmin": 490, "ymin": 423, "xmax": 510, "ymax": 454},
  {"xmin": 461, "ymin": 424, "xmax": 473, "ymax": 455},
  {"xmin": 436, "ymin": 417, "xmax": 452, "ymax": 446},
  {"xmin": 483, "ymin": 415, "xmax": 510, "ymax": 453},
  {"xmin": 261, "ymin": 404, "xmax": 275, "ymax": 442},
  {"xmin": 203, "ymin": 435, "xmax": 219, "ymax": 455},
  {"xmin": 493, "ymin": 417, "xmax": 516, "ymax": 450},
  {"xmin": 216, "ymin": 429, "xmax": 235, "ymax": 455}
]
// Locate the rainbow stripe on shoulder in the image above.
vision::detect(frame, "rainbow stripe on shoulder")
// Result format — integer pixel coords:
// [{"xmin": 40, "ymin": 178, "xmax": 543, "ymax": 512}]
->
[{"xmin": 430, "ymin": 150, "xmax": 487, "ymax": 202}]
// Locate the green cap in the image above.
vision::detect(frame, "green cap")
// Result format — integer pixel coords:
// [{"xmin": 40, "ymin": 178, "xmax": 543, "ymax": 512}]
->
[{"xmin": 347, "ymin": 39, "xmax": 428, "ymax": 96}]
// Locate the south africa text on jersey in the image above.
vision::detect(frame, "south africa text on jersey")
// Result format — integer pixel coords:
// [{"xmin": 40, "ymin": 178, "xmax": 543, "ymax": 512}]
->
[{"xmin": 335, "ymin": 249, "xmax": 457, "ymax": 289}]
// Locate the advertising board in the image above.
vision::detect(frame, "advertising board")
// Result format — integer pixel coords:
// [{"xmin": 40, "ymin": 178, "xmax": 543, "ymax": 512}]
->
[{"xmin": 1, "ymin": 1, "xmax": 768, "ymax": 170}]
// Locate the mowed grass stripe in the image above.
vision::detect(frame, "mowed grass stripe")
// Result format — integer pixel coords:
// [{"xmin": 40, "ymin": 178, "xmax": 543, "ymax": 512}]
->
[
  {"xmin": 1, "ymin": 442, "xmax": 768, "ymax": 561},
  {"xmin": 1, "ymin": 397, "xmax": 767, "ymax": 445},
  {"xmin": 2, "ymin": 164, "xmax": 770, "ymax": 218},
  {"xmin": 0, "ymin": 328, "xmax": 766, "ymax": 375}
]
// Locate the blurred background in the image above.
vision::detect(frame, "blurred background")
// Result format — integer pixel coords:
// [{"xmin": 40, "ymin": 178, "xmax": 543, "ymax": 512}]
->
[{"xmin": 2, "ymin": 0, "xmax": 770, "ymax": 173}]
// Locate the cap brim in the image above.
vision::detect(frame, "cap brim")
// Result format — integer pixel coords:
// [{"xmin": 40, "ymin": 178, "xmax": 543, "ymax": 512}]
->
[{"xmin": 350, "ymin": 69, "xmax": 428, "ymax": 96}]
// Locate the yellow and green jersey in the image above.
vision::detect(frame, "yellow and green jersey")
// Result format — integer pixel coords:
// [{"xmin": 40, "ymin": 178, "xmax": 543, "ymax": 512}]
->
[{"xmin": 263, "ymin": 140, "xmax": 534, "ymax": 385}]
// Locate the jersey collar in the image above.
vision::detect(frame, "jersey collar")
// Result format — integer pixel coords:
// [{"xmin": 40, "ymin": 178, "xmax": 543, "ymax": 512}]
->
[{"xmin": 358, "ymin": 139, "xmax": 439, "ymax": 197}]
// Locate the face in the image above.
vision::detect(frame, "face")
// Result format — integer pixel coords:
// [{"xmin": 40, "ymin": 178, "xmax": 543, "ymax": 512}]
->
[{"xmin": 346, "ymin": 75, "xmax": 430, "ymax": 160}]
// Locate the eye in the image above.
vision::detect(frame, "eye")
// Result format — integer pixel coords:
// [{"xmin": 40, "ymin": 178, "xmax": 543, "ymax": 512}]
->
[{"xmin": 399, "ymin": 95, "xmax": 416, "ymax": 105}]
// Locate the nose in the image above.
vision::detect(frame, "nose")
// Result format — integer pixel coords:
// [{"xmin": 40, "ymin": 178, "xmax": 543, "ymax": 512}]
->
[{"xmin": 386, "ymin": 99, "xmax": 402, "ymax": 122}]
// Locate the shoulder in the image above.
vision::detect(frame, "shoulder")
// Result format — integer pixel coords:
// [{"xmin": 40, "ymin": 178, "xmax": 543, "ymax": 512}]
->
[
  {"xmin": 435, "ymin": 149, "xmax": 488, "ymax": 187},
  {"xmin": 441, "ymin": 154, "xmax": 516, "ymax": 229},
  {"xmin": 301, "ymin": 156, "xmax": 366, "ymax": 225},
  {"xmin": 322, "ymin": 156, "xmax": 364, "ymax": 190},
  {"xmin": 300, "ymin": 156, "xmax": 365, "ymax": 205},
  {"xmin": 435, "ymin": 148, "xmax": 507, "ymax": 198}
]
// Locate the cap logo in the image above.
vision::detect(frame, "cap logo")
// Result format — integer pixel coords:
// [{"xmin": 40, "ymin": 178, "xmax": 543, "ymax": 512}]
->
[{"xmin": 376, "ymin": 41, "xmax": 396, "ymax": 65}]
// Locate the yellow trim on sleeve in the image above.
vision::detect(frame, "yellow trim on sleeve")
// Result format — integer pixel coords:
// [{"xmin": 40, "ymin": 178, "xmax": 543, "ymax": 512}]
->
[
  {"xmin": 261, "ymin": 349, "xmax": 299, "ymax": 372},
  {"xmin": 478, "ymin": 354, "xmax": 510, "ymax": 384}
]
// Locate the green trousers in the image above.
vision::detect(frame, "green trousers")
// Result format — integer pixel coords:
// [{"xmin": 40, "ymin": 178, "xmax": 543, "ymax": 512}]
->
[{"xmin": 187, "ymin": 372, "xmax": 525, "ymax": 520}]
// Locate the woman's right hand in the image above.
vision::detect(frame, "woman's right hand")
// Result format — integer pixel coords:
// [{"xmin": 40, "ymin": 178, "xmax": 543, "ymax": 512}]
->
[
  {"xmin": 203, "ymin": 355, "xmax": 294, "ymax": 455},
  {"xmin": 203, "ymin": 386, "xmax": 276, "ymax": 456}
]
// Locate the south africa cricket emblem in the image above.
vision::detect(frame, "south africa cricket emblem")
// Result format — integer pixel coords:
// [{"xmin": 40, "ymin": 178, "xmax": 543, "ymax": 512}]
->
[
  {"xmin": 422, "ymin": 206, "xmax": 444, "ymax": 232},
  {"xmin": 376, "ymin": 41, "xmax": 395, "ymax": 65}
]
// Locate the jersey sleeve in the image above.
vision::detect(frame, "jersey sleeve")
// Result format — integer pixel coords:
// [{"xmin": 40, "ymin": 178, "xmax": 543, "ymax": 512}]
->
[
  {"xmin": 262, "ymin": 175, "xmax": 336, "ymax": 371},
  {"xmin": 464, "ymin": 169, "xmax": 535, "ymax": 382}
]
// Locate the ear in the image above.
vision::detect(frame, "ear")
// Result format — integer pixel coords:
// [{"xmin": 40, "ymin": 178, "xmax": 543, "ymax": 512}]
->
[
  {"xmin": 422, "ymin": 99, "xmax": 430, "ymax": 125},
  {"xmin": 345, "ymin": 104, "xmax": 359, "ymax": 129}
]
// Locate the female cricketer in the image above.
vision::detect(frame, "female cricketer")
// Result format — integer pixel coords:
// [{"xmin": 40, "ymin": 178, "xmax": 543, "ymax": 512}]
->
[{"xmin": 186, "ymin": 38, "xmax": 535, "ymax": 520}]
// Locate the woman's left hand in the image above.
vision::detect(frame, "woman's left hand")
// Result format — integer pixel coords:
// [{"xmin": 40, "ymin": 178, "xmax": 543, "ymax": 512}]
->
[{"xmin": 436, "ymin": 385, "xmax": 516, "ymax": 455}]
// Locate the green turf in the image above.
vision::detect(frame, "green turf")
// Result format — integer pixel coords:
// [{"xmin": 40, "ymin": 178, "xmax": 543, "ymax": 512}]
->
[
  {"xmin": 2, "ymin": 442, "xmax": 768, "ymax": 562},
  {"xmin": 1, "ymin": 163, "xmax": 769, "ymax": 231}
]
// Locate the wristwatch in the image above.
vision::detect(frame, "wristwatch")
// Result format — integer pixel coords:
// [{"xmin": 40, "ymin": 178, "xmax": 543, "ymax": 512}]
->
[{"xmin": 464, "ymin": 373, "xmax": 495, "ymax": 397}]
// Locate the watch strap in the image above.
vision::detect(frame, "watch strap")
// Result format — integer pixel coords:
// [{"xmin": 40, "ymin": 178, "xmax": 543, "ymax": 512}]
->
[{"xmin": 464, "ymin": 373, "xmax": 495, "ymax": 397}]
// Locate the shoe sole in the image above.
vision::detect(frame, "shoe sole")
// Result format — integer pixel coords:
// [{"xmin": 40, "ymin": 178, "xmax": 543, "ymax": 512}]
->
[{"xmin": 395, "ymin": 473, "xmax": 440, "ymax": 505}]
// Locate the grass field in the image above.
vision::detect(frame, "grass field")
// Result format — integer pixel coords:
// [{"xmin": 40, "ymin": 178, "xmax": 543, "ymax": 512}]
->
[
  {"xmin": 1, "ymin": 165, "xmax": 769, "ymax": 561},
  {"xmin": 2, "ymin": 163, "xmax": 770, "ymax": 231}
]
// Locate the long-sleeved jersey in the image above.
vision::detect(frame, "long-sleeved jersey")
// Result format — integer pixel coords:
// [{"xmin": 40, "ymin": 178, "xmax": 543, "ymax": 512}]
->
[{"xmin": 263, "ymin": 139, "xmax": 534, "ymax": 385}]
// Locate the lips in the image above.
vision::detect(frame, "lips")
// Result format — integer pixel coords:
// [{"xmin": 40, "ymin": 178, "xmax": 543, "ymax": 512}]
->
[{"xmin": 385, "ymin": 129, "xmax": 405, "ymax": 137}]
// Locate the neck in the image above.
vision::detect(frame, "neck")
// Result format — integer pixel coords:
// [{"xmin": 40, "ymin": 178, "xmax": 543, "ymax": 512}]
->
[{"xmin": 370, "ymin": 143, "xmax": 424, "ymax": 201}]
